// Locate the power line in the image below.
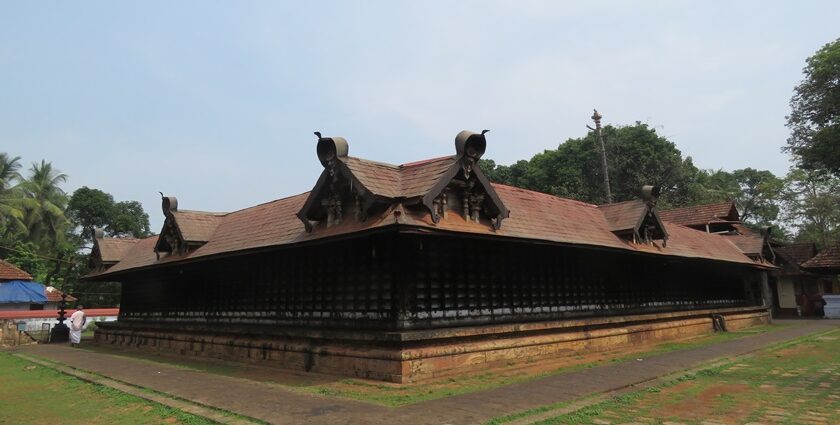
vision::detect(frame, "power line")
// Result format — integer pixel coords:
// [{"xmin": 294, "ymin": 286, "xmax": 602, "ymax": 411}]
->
[{"xmin": 0, "ymin": 244, "xmax": 79, "ymax": 265}]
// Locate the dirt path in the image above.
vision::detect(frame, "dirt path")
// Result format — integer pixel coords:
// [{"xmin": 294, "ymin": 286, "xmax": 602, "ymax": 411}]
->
[{"xmin": 12, "ymin": 319, "xmax": 838, "ymax": 425}]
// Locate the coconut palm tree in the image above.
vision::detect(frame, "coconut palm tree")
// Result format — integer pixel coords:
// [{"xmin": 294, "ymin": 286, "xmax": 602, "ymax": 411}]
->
[
  {"xmin": 19, "ymin": 160, "xmax": 70, "ymax": 251},
  {"xmin": 0, "ymin": 153, "xmax": 27, "ymax": 235}
]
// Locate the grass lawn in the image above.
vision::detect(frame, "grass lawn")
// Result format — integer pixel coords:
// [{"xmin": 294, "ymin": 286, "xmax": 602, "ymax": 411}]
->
[
  {"xmin": 490, "ymin": 327, "xmax": 840, "ymax": 425},
  {"xmin": 84, "ymin": 324, "xmax": 785, "ymax": 407},
  {"xmin": 0, "ymin": 351, "xmax": 216, "ymax": 425}
]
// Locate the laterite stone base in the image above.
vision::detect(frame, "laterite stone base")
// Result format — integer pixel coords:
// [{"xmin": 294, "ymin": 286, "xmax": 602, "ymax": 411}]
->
[{"xmin": 94, "ymin": 306, "xmax": 770, "ymax": 383}]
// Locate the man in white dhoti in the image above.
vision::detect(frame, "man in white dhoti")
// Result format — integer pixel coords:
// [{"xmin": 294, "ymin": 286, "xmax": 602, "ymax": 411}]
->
[{"xmin": 69, "ymin": 305, "xmax": 86, "ymax": 347}]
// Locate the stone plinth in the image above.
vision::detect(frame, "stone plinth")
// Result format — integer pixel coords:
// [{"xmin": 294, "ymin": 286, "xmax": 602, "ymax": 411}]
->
[{"xmin": 94, "ymin": 306, "xmax": 770, "ymax": 383}]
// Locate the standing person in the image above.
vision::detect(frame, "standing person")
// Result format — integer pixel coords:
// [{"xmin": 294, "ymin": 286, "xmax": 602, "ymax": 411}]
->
[{"xmin": 69, "ymin": 305, "xmax": 86, "ymax": 348}]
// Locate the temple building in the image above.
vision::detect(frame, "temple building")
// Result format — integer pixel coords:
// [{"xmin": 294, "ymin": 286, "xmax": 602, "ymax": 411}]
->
[
  {"xmin": 84, "ymin": 131, "xmax": 774, "ymax": 382},
  {"xmin": 659, "ymin": 201, "xmax": 840, "ymax": 318},
  {"xmin": 772, "ymin": 242, "xmax": 840, "ymax": 317}
]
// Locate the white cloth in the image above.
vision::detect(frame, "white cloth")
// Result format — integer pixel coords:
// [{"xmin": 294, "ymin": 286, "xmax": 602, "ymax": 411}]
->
[{"xmin": 69, "ymin": 310, "xmax": 86, "ymax": 344}]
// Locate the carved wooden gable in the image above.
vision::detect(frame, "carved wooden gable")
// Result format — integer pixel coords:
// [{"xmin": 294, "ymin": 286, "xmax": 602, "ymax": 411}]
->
[
  {"xmin": 598, "ymin": 186, "xmax": 668, "ymax": 246},
  {"xmin": 297, "ymin": 136, "xmax": 377, "ymax": 232},
  {"xmin": 155, "ymin": 196, "xmax": 185, "ymax": 257},
  {"xmin": 421, "ymin": 130, "xmax": 509, "ymax": 230},
  {"xmin": 298, "ymin": 131, "xmax": 509, "ymax": 233},
  {"xmin": 89, "ymin": 232, "xmax": 104, "ymax": 271}
]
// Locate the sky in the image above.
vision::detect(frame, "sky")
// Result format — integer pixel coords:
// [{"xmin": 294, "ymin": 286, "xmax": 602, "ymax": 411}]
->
[{"xmin": 2, "ymin": 1, "xmax": 839, "ymax": 231}]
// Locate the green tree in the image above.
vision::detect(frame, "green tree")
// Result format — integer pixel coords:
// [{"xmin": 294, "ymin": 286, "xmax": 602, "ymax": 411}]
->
[
  {"xmin": 693, "ymin": 168, "xmax": 784, "ymax": 227},
  {"xmin": 0, "ymin": 153, "xmax": 27, "ymax": 236},
  {"xmin": 781, "ymin": 168, "xmax": 840, "ymax": 248},
  {"xmin": 4, "ymin": 241, "xmax": 49, "ymax": 282},
  {"xmin": 785, "ymin": 37, "xmax": 840, "ymax": 175},
  {"xmin": 729, "ymin": 168, "xmax": 783, "ymax": 227},
  {"xmin": 18, "ymin": 160, "xmax": 70, "ymax": 252},
  {"xmin": 109, "ymin": 200, "xmax": 150, "ymax": 238},
  {"xmin": 67, "ymin": 187, "xmax": 151, "ymax": 243},
  {"xmin": 481, "ymin": 123, "xmax": 703, "ymax": 206},
  {"xmin": 66, "ymin": 187, "xmax": 114, "ymax": 241}
]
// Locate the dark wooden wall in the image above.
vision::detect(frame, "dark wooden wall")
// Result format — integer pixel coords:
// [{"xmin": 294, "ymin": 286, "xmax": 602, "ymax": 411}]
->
[
  {"xmin": 118, "ymin": 233, "xmax": 761, "ymax": 330},
  {"xmin": 398, "ymin": 234, "xmax": 758, "ymax": 329}
]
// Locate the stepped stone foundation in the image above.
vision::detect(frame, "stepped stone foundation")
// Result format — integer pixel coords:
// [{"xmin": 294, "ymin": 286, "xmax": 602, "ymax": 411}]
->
[{"xmin": 94, "ymin": 306, "xmax": 770, "ymax": 383}]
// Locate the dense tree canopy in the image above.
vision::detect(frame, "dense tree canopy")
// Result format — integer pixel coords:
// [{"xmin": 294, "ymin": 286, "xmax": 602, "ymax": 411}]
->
[
  {"xmin": 781, "ymin": 169, "xmax": 840, "ymax": 248},
  {"xmin": 786, "ymin": 37, "xmax": 840, "ymax": 175},
  {"xmin": 0, "ymin": 153, "xmax": 152, "ymax": 307},
  {"xmin": 67, "ymin": 187, "xmax": 151, "ymax": 243},
  {"xmin": 480, "ymin": 123, "xmax": 785, "ymax": 227},
  {"xmin": 481, "ymin": 123, "xmax": 703, "ymax": 207}
]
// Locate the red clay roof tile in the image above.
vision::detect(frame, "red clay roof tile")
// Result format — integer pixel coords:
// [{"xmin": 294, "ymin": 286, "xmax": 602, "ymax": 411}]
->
[
  {"xmin": 0, "ymin": 259, "xmax": 33, "ymax": 281},
  {"xmin": 659, "ymin": 201, "xmax": 738, "ymax": 227},
  {"xmin": 44, "ymin": 286, "xmax": 76, "ymax": 302},
  {"xmin": 719, "ymin": 233, "xmax": 766, "ymax": 256},
  {"xmin": 597, "ymin": 200, "xmax": 648, "ymax": 232},
  {"xmin": 801, "ymin": 244, "xmax": 840, "ymax": 271},
  {"xmin": 90, "ymin": 157, "xmax": 767, "ymax": 279},
  {"xmin": 172, "ymin": 210, "xmax": 226, "ymax": 243},
  {"xmin": 775, "ymin": 242, "xmax": 818, "ymax": 265},
  {"xmin": 96, "ymin": 237, "xmax": 141, "ymax": 263}
]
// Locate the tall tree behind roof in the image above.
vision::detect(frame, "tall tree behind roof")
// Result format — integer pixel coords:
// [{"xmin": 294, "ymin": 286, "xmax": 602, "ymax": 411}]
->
[
  {"xmin": 785, "ymin": 37, "xmax": 840, "ymax": 176},
  {"xmin": 67, "ymin": 186, "xmax": 151, "ymax": 243},
  {"xmin": 481, "ymin": 122, "xmax": 704, "ymax": 207},
  {"xmin": 781, "ymin": 168, "xmax": 840, "ymax": 248}
]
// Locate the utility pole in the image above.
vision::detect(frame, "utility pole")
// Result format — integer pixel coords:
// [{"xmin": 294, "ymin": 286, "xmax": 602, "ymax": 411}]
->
[{"xmin": 588, "ymin": 109, "xmax": 612, "ymax": 203}]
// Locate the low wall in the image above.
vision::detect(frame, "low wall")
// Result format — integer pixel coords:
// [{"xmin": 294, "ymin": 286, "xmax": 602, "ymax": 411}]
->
[
  {"xmin": 95, "ymin": 306, "xmax": 770, "ymax": 383},
  {"xmin": 0, "ymin": 309, "xmax": 119, "ymax": 332}
]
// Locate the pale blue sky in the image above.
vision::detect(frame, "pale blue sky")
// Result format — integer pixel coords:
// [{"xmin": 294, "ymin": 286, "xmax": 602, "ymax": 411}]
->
[{"xmin": 2, "ymin": 1, "xmax": 838, "ymax": 231}]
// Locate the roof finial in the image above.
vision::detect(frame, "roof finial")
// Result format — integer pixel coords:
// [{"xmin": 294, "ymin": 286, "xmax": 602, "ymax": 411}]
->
[{"xmin": 314, "ymin": 131, "xmax": 322, "ymax": 139}]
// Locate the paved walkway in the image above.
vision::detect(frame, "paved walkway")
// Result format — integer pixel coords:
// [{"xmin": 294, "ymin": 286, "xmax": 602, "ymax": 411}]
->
[{"xmin": 12, "ymin": 319, "xmax": 838, "ymax": 425}]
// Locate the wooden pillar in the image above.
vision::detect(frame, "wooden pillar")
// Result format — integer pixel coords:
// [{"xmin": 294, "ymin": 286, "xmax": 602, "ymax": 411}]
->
[{"xmin": 759, "ymin": 271, "xmax": 773, "ymax": 322}]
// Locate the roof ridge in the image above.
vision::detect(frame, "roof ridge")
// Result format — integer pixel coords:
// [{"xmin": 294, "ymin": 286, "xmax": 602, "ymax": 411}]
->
[
  {"xmin": 597, "ymin": 199, "xmax": 644, "ymax": 208},
  {"xmin": 176, "ymin": 209, "xmax": 229, "ymax": 216},
  {"xmin": 345, "ymin": 156, "xmax": 401, "ymax": 169},
  {"xmin": 490, "ymin": 182, "xmax": 599, "ymax": 208},
  {"xmin": 399, "ymin": 155, "xmax": 455, "ymax": 168},
  {"xmin": 661, "ymin": 200, "xmax": 733, "ymax": 212},
  {"xmin": 222, "ymin": 191, "xmax": 312, "ymax": 216}
]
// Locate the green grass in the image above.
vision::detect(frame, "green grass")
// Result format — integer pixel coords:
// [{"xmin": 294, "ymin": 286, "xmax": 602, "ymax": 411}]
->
[
  {"xmin": 490, "ymin": 328, "xmax": 840, "ymax": 425},
  {"xmin": 0, "ymin": 351, "xmax": 218, "ymax": 425}
]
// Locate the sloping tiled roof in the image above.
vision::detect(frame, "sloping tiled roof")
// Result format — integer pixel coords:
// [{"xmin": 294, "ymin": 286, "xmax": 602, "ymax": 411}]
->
[
  {"xmin": 0, "ymin": 259, "xmax": 32, "ymax": 281},
  {"xmin": 597, "ymin": 200, "xmax": 647, "ymax": 232},
  {"xmin": 801, "ymin": 244, "xmax": 840, "ymax": 271},
  {"xmin": 97, "ymin": 237, "xmax": 141, "ymax": 263},
  {"xmin": 659, "ymin": 201, "xmax": 738, "ymax": 227},
  {"xmin": 720, "ymin": 233, "xmax": 766, "ymax": 256},
  {"xmin": 91, "ymin": 182, "xmax": 764, "ymax": 280},
  {"xmin": 774, "ymin": 243, "xmax": 817, "ymax": 266},
  {"xmin": 343, "ymin": 156, "xmax": 457, "ymax": 199},
  {"xmin": 400, "ymin": 156, "xmax": 457, "ymax": 198},
  {"xmin": 343, "ymin": 157, "xmax": 403, "ymax": 198},
  {"xmin": 172, "ymin": 210, "xmax": 226, "ymax": 243},
  {"xmin": 44, "ymin": 286, "xmax": 77, "ymax": 303}
]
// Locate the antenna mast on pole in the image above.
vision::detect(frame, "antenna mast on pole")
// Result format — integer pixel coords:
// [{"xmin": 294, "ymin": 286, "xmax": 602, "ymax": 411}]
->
[{"xmin": 590, "ymin": 109, "xmax": 612, "ymax": 204}]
